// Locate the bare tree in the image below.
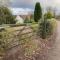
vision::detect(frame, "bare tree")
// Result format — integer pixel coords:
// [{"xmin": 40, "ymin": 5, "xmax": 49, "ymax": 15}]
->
[
  {"xmin": 53, "ymin": 7, "xmax": 57, "ymax": 18},
  {"xmin": 0, "ymin": 0, "xmax": 11, "ymax": 7}
]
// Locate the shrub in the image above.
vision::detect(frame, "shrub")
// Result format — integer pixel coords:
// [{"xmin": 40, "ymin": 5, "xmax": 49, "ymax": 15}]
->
[{"xmin": 38, "ymin": 18, "xmax": 56, "ymax": 39}]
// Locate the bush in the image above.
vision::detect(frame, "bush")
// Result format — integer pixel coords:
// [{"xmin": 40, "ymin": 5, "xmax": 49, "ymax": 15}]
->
[{"xmin": 38, "ymin": 18, "xmax": 56, "ymax": 39}]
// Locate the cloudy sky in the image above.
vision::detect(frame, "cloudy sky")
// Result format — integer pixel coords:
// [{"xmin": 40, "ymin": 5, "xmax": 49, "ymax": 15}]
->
[{"xmin": 9, "ymin": 0, "xmax": 60, "ymax": 15}]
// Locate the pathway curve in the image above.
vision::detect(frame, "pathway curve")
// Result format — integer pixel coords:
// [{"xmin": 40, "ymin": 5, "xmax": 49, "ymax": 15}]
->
[{"xmin": 48, "ymin": 21, "xmax": 60, "ymax": 60}]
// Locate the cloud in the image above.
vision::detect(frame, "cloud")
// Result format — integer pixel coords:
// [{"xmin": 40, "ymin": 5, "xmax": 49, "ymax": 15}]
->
[
  {"xmin": 47, "ymin": 0, "xmax": 60, "ymax": 7},
  {"xmin": 10, "ymin": 0, "xmax": 60, "ymax": 15},
  {"xmin": 10, "ymin": 0, "xmax": 34, "ymax": 8},
  {"xmin": 34, "ymin": 0, "xmax": 60, "ymax": 8},
  {"xmin": 8, "ymin": 0, "xmax": 60, "ymax": 9},
  {"xmin": 10, "ymin": 0, "xmax": 47, "ymax": 9},
  {"xmin": 11, "ymin": 8, "xmax": 33, "ymax": 15}
]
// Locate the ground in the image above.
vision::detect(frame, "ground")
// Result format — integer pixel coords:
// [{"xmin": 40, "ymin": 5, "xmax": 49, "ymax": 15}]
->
[
  {"xmin": 0, "ymin": 21, "xmax": 59, "ymax": 60},
  {"xmin": 48, "ymin": 21, "xmax": 60, "ymax": 60}
]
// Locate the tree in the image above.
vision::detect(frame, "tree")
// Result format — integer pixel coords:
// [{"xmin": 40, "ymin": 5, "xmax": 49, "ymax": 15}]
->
[
  {"xmin": 0, "ymin": 6, "xmax": 16, "ymax": 25},
  {"xmin": 0, "ymin": 0, "xmax": 11, "ymax": 7},
  {"xmin": 34, "ymin": 2, "xmax": 42, "ymax": 22},
  {"xmin": 45, "ymin": 7, "xmax": 56, "ymax": 19},
  {"xmin": 44, "ymin": 11, "xmax": 53, "ymax": 19}
]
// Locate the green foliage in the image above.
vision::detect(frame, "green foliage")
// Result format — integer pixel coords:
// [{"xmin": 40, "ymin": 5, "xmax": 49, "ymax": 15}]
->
[
  {"xmin": 0, "ymin": 26, "xmax": 39, "ymax": 56},
  {"xmin": 0, "ymin": 29, "xmax": 17, "ymax": 52},
  {"xmin": 18, "ymin": 30, "xmax": 38, "ymax": 56},
  {"xmin": 44, "ymin": 11, "xmax": 53, "ymax": 19},
  {"xmin": 34, "ymin": 2, "xmax": 42, "ymax": 22},
  {"xmin": 38, "ymin": 18, "xmax": 56, "ymax": 39},
  {"xmin": 0, "ymin": 6, "xmax": 16, "ymax": 25},
  {"xmin": 30, "ymin": 19, "xmax": 35, "ymax": 23},
  {"xmin": 0, "ymin": 31, "xmax": 9, "ymax": 52},
  {"xmin": 38, "ymin": 19, "xmax": 47, "ymax": 39},
  {"xmin": 24, "ymin": 17, "xmax": 35, "ymax": 23},
  {"xmin": 24, "ymin": 17, "xmax": 30, "ymax": 23},
  {"xmin": 31, "ymin": 23, "xmax": 38, "ymax": 32}
]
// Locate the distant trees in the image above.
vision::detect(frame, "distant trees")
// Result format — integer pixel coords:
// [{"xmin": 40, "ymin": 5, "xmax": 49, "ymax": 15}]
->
[
  {"xmin": 34, "ymin": 2, "xmax": 42, "ymax": 22},
  {"xmin": 0, "ymin": 6, "xmax": 16, "ymax": 25}
]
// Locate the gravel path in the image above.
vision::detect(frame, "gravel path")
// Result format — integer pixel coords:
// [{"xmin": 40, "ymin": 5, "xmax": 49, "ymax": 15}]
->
[{"xmin": 48, "ymin": 21, "xmax": 60, "ymax": 60}]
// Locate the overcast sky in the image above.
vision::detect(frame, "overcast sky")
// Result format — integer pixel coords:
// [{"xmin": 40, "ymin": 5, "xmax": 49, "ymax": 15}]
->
[
  {"xmin": 10, "ymin": 0, "xmax": 60, "ymax": 8},
  {"xmin": 9, "ymin": 0, "xmax": 60, "ymax": 15}
]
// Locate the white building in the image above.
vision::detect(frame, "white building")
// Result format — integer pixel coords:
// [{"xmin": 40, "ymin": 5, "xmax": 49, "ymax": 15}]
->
[{"xmin": 15, "ymin": 15, "xmax": 24, "ymax": 24}]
